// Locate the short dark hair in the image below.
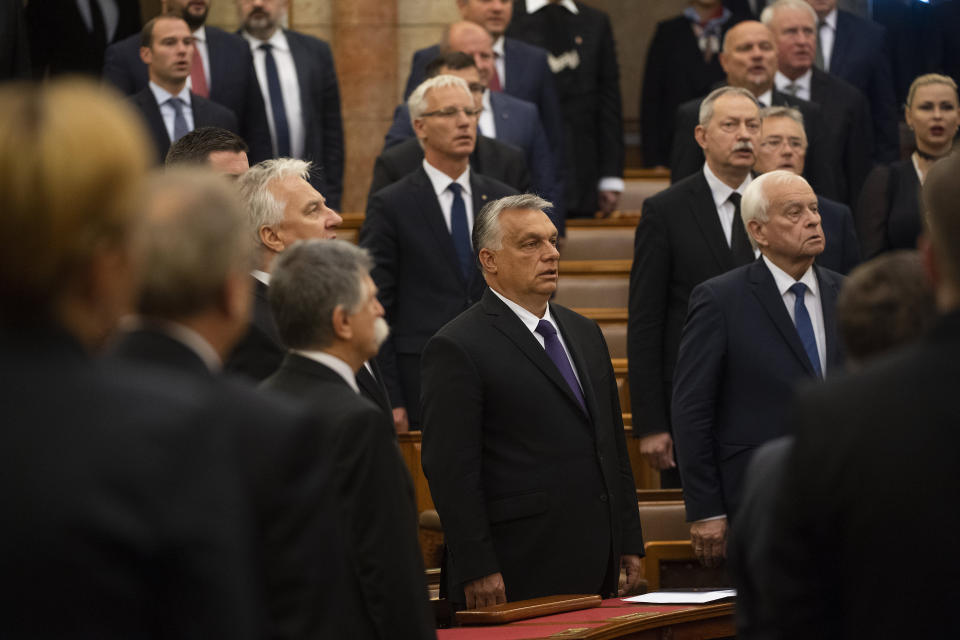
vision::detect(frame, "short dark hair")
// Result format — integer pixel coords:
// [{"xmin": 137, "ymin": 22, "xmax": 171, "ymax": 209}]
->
[
  {"xmin": 140, "ymin": 13, "xmax": 184, "ymax": 49},
  {"xmin": 425, "ymin": 51, "xmax": 477, "ymax": 79},
  {"xmin": 165, "ymin": 127, "xmax": 249, "ymax": 166},
  {"xmin": 838, "ymin": 250, "xmax": 937, "ymax": 364}
]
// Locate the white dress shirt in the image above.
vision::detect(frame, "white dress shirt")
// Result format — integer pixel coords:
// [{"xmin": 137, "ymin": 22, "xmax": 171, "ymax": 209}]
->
[
  {"xmin": 294, "ymin": 350, "xmax": 360, "ymax": 393},
  {"xmin": 478, "ymin": 90, "xmax": 496, "ymax": 138},
  {"xmin": 702, "ymin": 162, "xmax": 752, "ymax": 247},
  {"xmin": 251, "ymin": 269, "xmax": 271, "ymax": 286},
  {"xmin": 526, "ymin": 0, "xmax": 579, "ymax": 14},
  {"xmin": 818, "ymin": 9, "xmax": 837, "ymax": 72},
  {"xmin": 490, "ymin": 288, "xmax": 584, "ymax": 390},
  {"xmin": 422, "ymin": 160, "xmax": 474, "ymax": 234},
  {"xmin": 762, "ymin": 255, "xmax": 827, "ymax": 375},
  {"xmin": 149, "ymin": 81, "xmax": 194, "ymax": 142},
  {"xmin": 75, "ymin": 0, "xmax": 118, "ymax": 41},
  {"xmin": 243, "ymin": 28, "xmax": 305, "ymax": 159},
  {"xmin": 492, "ymin": 36, "xmax": 506, "ymax": 92},
  {"xmin": 775, "ymin": 68, "xmax": 813, "ymax": 102},
  {"xmin": 188, "ymin": 26, "xmax": 212, "ymax": 92},
  {"xmin": 755, "ymin": 88, "xmax": 773, "ymax": 108}
]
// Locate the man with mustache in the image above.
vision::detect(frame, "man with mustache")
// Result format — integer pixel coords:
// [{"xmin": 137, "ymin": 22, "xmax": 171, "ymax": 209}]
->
[
  {"xmin": 628, "ymin": 86, "xmax": 760, "ymax": 489},
  {"xmin": 236, "ymin": 0, "xmax": 344, "ymax": 210},
  {"xmin": 104, "ymin": 0, "xmax": 272, "ymax": 163}
]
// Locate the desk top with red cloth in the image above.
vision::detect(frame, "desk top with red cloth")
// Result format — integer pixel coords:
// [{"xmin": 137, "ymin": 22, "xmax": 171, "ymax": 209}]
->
[{"xmin": 438, "ymin": 597, "xmax": 734, "ymax": 639}]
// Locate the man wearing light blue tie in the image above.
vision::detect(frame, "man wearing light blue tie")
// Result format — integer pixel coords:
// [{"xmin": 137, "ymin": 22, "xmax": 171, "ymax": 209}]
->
[{"xmin": 671, "ymin": 169, "xmax": 844, "ymax": 568}]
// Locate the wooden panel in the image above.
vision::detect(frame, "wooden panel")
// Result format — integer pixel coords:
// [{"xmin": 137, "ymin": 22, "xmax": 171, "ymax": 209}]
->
[
  {"xmin": 398, "ymin": 432, "xmax": 434, "ymax": 514},
  {"xmin": 562, "ymin": 259, "xmax": 631, "ymax": 275}
]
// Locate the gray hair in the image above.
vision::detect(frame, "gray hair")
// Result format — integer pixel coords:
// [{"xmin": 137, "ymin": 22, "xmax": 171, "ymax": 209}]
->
[
  {"xmin": 408, "ymin": 74, "xmax": 473, "ymax": 122},
  {"xmin": 760, "ymin": 0, "xmax": 818, "ymax": 27},
  {"xmin": 473, "ymin": 193, "xmax": 554, "ymax": 257},
  {"xmin": 269, "ymin": 239, "xmax": 374, "ymax": 350},
  {"xmin": 760, "ymin": 105, "xmax": 808, "ymax": 145},
  {"xmin": 741, "ymin": 170, "xmax": 811, "ymax": 249},
  {"xmin": 237, "ymin": 157, "xmax": 313, "ymax": 246},
  {"xmin": 699, "ymin": 86, "xmax": 760, "ymax": 126},
  {"xmin": 137, "ymin": 169, "xmax": 254, "ymax": 317}
]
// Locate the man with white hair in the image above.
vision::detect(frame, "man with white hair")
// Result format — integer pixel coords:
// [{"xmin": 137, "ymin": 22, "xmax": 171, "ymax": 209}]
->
[
  {"xmin": 360, "ymin": 74, "xmax": 516, "ymax": 432},
  {"xmin": 671, "ymin": 169, "xmax": 844, "ymax": 567},
  {"xmin": 628, "ymin": 85, "xmax": 760, "ymax": 489}
]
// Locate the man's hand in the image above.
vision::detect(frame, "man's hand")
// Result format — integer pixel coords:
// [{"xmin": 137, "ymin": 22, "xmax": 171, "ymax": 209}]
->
[
  {"xmin": 464, "ymin": 572, "xmax": 506, "ymax": 609},
  {"xmin": 639, "ymin": 432, "xmax": 676, "ymax": 470},
  {"xmin": 597, "ymin": 190, "xmax": 621, "ymax": 216},
  {"xmin": 690, "ymin": 517, "xmax": 727, "ymax": 568},
  {"xmin": 392, "ymin": 407, "xmax": 410, "ymax": 434},
  {"xmin": 618, "ymin": 554, "xmax": 644, "ymax": 596}
]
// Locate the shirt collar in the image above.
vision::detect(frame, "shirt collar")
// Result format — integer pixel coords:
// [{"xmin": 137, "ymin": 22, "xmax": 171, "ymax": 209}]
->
[
  {"xmin": 526, "ymin": 0, "xmax": 579, "ymax": 14},
  {"xmin": 490, "ymin": 287, "xmax": 556, "ymax": 332},
  {"xmin": 762, "ymin": 254, "xmax": 820, "ymax": 298},
  {"xmin": 821, "ymin": 8, "xmax": 837, "ymax": 29},
  {"xmin": 251, "ymin": 269, "xmax": 271, "ymax": 286},
  {"xmin": 293, "ymin": 350, "xmax": 360, "ymax": 393},
  {"xmin": 242, "ymin": 26, "xmax": 289, "ymax": 52},
  {"xmin": 119, "ymin": 316, "xmax": 222, "ymax": 372},
  {"xmin": 422, "ymin": 159, "xmax": 471, "ymax": 200},
  {"xmin": 702, "ymin": 161, "xmax": 751, "ymax": 210},
  {"xmin": 492, "ymin": 36, "xmax": 505, "ymax": 57},
  {"xmin": 756, "ymin": 88, "xmax": 773, "ymax": 106},
  {"xmin": 774, "ymin": 68, "xmax": 812, "ymax": 92},
  {"xmin": 192, "ymin": 25, "xmax": 206, "ymax": 43},
  {"xmin": 149, "ymin": 80, "xmax": 191, "ymax": 106},
  {"xmin": 482, "ymin": 89, "xmax": 493, "ymax": 115}
]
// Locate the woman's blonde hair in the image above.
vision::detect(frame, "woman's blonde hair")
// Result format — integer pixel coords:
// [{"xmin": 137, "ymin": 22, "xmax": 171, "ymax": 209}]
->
[{"xmin": 906, "ymin": 73, "xmax": 958, "ymax": 108}]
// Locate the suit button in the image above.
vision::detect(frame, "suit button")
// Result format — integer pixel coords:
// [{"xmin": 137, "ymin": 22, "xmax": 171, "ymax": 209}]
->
[{"xmin": 600, "ymin": 493, "xmax": 608, "ymax": 502}]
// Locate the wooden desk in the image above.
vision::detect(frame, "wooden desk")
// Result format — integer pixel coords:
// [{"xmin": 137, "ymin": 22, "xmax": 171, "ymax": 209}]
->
[{"xmin": 437, "ymin": 598, "xmax": 734, "ymax": 639}]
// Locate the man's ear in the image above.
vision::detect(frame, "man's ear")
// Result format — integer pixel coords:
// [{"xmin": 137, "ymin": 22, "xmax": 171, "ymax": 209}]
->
[
  {"xmin": 258, "ymin": 225, "xmax": 285, "ymax": 254},
  {"xmin": 413, "ymin": 117, "xmax": 427, "ymax": 143},
  {"xmin": 478, "ymin": 247, "xmax": 497, "ymax": 274},
  {"xmin": 139, "ymin": 47, "xmax": 152, "ymax": 65},
  {"xmin": 694, "ymin": 124, "xmax": 708, "ymax": 151},
  {"xmin": 747, "ymin": 219, "xmax": 765, "ymax": 248},
  {"xmin": 331, "ymin": 304, "xmax": 352, "ymax": 342}
]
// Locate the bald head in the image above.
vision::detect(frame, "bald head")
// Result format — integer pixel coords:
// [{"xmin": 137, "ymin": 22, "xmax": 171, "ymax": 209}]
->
[
  {"xmin": 444, "ymin": 21, "xmax": 496, "ymax": 87},
  {"xmin": 720, "ymin": 21, "xmax": 778, "ymax": 96}
]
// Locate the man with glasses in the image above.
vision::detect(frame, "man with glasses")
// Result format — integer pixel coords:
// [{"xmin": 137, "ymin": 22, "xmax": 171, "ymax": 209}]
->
[{"xmin": 360, "ymin": 74, "xmax": 517, "ymax": 432}]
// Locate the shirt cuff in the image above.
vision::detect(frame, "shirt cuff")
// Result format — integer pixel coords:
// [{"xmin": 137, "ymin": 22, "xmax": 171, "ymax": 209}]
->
[
  {"xmin": 695, "ymin": 514, "xmax": 727, "ymax": 523},
  {"xmin": 598, "ymin": 177, "xmax": 624, "ymax": 192}
]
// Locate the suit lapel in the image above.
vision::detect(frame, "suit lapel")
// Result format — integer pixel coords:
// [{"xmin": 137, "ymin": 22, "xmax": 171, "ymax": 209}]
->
[
  {"xmin": 357, "ymin": 361, "xmax": 392, "ymax": 416},
  {"xmin": 810, "ymin": 68, "xmax": 827, "ymax": 104},
  {"xmin": 191, "ymin": 93, "xmax": 211, "ymax": 128},
  {"xmin": 483, "ymin": 291, "xmax": 589, "ymax": 416},
  {"xmin": 204, "ymin": 28, "xmax": 226, "ymax": 97},
  {"xmin": 285, "ymin": 30, "xmax": 314, "ymax": 142},
  {"xmin": 688, "ymin": 172, "xmax": 736, "ymax": 271},
  {"xmin": 830, "ymin": 13, "xmax": 850, "ymax": 75},
  {"xmin": 411, "ymin": 168, "xmax": 467, "ymax": 287},
  {"xmin": 490, "ymin": 92, "xmax": 517, "ymax": 141},
  {"xmin": 135, "ymin": 89, "xmax": 172, "ymax": 158},
  {"xmin": 503, "ymin": 38, "xmax": 523, "ymax": 93},
  {"xmin": 748, "ymin": 260, "xmax": 817, "ymax": 376},
  {"xmin": 816, "ymin": 266, "xmax": 843, "ymax": 369}
]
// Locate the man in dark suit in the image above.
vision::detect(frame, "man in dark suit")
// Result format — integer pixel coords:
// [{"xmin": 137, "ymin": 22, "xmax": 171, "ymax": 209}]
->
[
  {"xmin": 421, "ymin": 194, "xmax": 644, "ymax": 607},
  {"xmin": 804, "ymin": 0, "xmax": 899, "ymax": 161},
  {"xmin": 130, "ymin": 15, "xmax": 239, "ymax": 164},
  {"xmin": 762, "ymin": 0, "xmax": 873, "ymax": 206},
  {"xmin": 386, "ymin": 32, "xmax": 559, "ymax": 220},
  {"xmin": 109, "ymin": 169, "xmax": 346, "ymax": 639},
  {"xmin": 763, "ymin": 153, "xmax": 960, "ymax": 638},
  {"xmin": 403, "ymin": 0, "xmax": 565, "ymax": 177},
  {"xmin": 238, "ymin": 0, "xmax": 345, "ymax": 209},
  {"xmin": 25, "ymin": 0, "xmax": 139, "ymax": 77},
  {"xmin": 361, "ymin": 75, "xmax": 517, "ymax": 431},
  {"xmin": 507, "ymin": 0, "xmax": 624, "ymax": 217},
  {"xmin": 261, "ymin": 240, "xmax": 436, "ymax": 640},
  {"xmin": 628, "ymin": 86, "xmax": 761, "ymax": 489},
  {"xmin": 641, "ymin": 0, "xmax": 749, "ymax": 168},
  {"xmin": 165, "ymin": 125, "xmax": 250, "ymax": 177},
  {"xmin": 754, "ymin": 106, "xmax": 860, "ymax": 273},
  {"xmin": 670, "ymin": 20, "xmax": 838, "ymax": 201},
  {"xmin": 672, "ymin": 169, "xmax": 843, "ymax": 567},
  {"xmin": 0, "ymin": 79, "xmax": 260, "ymax": 637},
  {"xmin": 1, "ymin": 0, "xmax": 30, "ymax": 80},
  {"xmin": 103, "ymin": 0, "xmax": 271, "ymax": 162}
]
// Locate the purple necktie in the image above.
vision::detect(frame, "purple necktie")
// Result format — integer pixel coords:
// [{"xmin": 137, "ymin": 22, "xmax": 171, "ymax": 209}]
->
[{"xmin": 535, "ymin": 319, "xmax": 586, "ymax": 412}]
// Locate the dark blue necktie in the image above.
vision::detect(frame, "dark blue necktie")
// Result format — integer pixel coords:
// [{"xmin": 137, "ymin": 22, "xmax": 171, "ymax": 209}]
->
[
  {"xmin": 168, "ymin": 97, "xmax": 189, "ymax": 142},
  {"xmin": 790, "ymin": 282, "xmax": 822, "ymax": 377},
  {"xmin": 260, "ymin": 43, "xmax": 291, "ymax": 157},
  {"xmin": 535, "ymin": 319, "xmax": 586, "ymax": 412},
  {"xmin": 447, "ymin": 183, "xmax": 473, "ymax": 281}
]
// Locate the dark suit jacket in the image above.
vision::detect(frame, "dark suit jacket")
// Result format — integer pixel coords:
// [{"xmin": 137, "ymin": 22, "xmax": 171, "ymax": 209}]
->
[
  {"xmin": 110, "ymin": 327, "xmax": 345, "ymax": 639},
  {"xmin": 640, "ymin": 12, "xmax": 747, "ymax": 168},
  {"xmin": 829, "ymin": 9, "xmax": 900, "ymax": 162},
  {"xmin": 360, "ymin": 167, "xmax": 517, "ymax": 425},
  {"xmin": 816, "ymin": 195, "xmax": 860, "ymax": 275},
  {"xmin": 383, "ymin": 92, "xmax": 559, "ymax": 219},
  {"xmin": 0, "ymin": 328, "xmax": 261, "ymax": 638},
  {"xmin": 103, "ymin": 26, "xmax": 272, "ymax": 162},
  {"xmin": 268, "ymin": 29, "xmax": 344, "ymax": 209},
  {"xmin": 421, "ymin": 290, "xmax": 645, "ymax": 603},
  {"xmin": 507, "ymin": 1, "xmax": 623, "ymax": 216},
  {"xmin": 261, "ymin": 354, "xmax": 435, "ymax": 640},
  {"xmin": 809, "ymin": 67, "xmax": 874, "ymax": 206},
  {"xmin": 765, "ymin": 310, "xmax": 960, "ymax": 638},
  {"xmin": 130, "ymin": 86, "xmax": 239, "ymax": 164},
  {"xmin": 1, "ymin": 0, "xmax": 30, "ymax": 80},
  {"xmin": 25, "ymin": 0, "xmax": 139, "ymax": 77},
  {"xmin": 672, "ymin": 259, "xmax": 844, "ymax": 521},
  {"xmin": 627, "ymin": 170, "xmax": 755, "ymax": 439},
  {"xmin": 403, "ymin": 38, "xmax": 565, "ymax": 175},
  {"xmin": 670, "ymin": 89, "xmax": 839, "ymax": 201}
]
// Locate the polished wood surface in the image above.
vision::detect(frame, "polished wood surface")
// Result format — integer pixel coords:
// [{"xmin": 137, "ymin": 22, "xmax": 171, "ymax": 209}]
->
[{"xmin": 456, "ymin": 594, "xmax": 603, "ymax": 626}]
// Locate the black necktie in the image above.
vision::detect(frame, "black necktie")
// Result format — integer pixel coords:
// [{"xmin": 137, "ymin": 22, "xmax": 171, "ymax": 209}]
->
[
  {"xmin": 87, "ymin": 0, "xmax": 106, "ymax": 46},
  {"xmin": 448, "ymin": 183, "xmax": 473, "ymax": 281},
  {"xmin": 260, "ymin": 43, "xmax": 291, "ymax": 157},
  {"xmin": 728, "ymin": 192, "xmax": 754, "ymax": 265}
]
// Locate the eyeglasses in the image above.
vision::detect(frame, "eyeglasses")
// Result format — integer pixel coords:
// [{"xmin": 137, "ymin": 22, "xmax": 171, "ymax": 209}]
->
[
  {"xmin": 759, "ymin": 137, "xmax": 806, "ymax": 151},
  {"xmin": 419, "ymin": 106, "xmax": 483, "ymax": 119}
]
